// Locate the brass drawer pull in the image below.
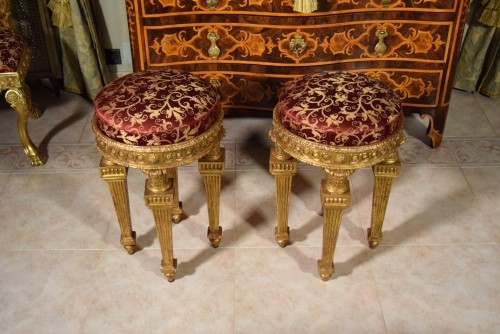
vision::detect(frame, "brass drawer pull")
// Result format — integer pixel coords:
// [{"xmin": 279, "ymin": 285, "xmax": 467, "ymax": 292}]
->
[
  {"xmin": 289, "ymin": 33, "xmax": 306, "ymax": 57},
  {"xmin": 374, "ymin": 29, "xmax": 388, "ymax": 57},
  {"xmin": 206, "ymin": 0, "xmax": 218, "ymax": 10},
  {"xmin": 207, "ymin": 32, "xmax": 221, "ymax": 60},
  {"xmin": 381, "ymin": 0, "xmax": 391, "ymax": 8}
]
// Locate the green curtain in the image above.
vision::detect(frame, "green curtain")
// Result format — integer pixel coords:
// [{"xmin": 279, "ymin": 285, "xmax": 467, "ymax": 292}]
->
[
  {"xmin": 48, "ymin": 0, "xmax": 110, "ymax": 100},
  {"xmin": 454, "ymin": 0, "xmax": 499, "ymax": 98}
]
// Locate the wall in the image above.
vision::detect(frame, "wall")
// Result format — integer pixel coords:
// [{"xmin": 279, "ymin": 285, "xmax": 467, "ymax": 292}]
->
[{"xmin": 91, "ymin": 0, "xmax": 133, "ymax": 77}]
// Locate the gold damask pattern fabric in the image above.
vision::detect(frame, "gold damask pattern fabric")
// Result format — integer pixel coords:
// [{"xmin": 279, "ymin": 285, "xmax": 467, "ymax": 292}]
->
[
  {"xmin": 0, "ymin": 26, "xmax": 24, "ymax": 73},
  {"xmin": 94, "ymin": 69, "xmax": 221, "ymax": 146},
  {"xmin": 277, "ymin": 71, "xmax": 403, "ymax": 147}
]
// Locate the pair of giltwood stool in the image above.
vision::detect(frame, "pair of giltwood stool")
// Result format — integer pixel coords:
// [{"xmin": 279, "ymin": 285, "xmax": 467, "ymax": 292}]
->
[{"xmin": 93, "ymin": 69, "xmax": 404, "ymax": 282}]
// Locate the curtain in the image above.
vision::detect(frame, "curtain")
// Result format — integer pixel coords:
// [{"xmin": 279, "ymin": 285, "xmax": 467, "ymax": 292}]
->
[
  {"xmin": 48, "ymin": 0, "xmax": 110, "ymax": 100},
  {"xmin": 454, "ymin": 0, "xmax": 499, "ymax": 98}
]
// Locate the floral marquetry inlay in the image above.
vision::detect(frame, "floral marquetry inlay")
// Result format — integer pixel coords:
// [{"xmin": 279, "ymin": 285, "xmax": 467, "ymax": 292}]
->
[
  {"xmin": 151, "ymin": 0, "xmax": 185, "ymax": 7},
  {"xmin": 150, "ymin": 26, "xmax": 272, "ymax": 61},
  {"xmin": 321, "ymin": 23, "xmax": 448, "ymax": 60},
  {"xmin": 365, "ymin": 71, "xmax": 436, "ymax": 101}
]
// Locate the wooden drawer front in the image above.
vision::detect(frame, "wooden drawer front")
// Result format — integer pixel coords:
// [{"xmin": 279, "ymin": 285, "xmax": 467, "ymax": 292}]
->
[
  {"xmin": 193, "ymin": 69, "xmax": 442, "ymax": 110},
  {"xmin": 324, "ymin": 0, "xmax": 456, "ymax": 12},
  {"xmin": 141, "ymin": 0, "xmax": 457, "ymax": 15},
  {"xmin": 145, "ymin": 21, "xmax": 451, "ymax": 67}
]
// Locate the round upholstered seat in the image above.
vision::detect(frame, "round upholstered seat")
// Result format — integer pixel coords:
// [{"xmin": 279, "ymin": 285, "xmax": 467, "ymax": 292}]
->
[
  {"xmin": 0, "ymin": 26, "xmax": 25, "ymax": 73},
  {"xmin": 93, "ymin": 69, "xmax": 220, "ymax": 146},
  {"xmin": 277, "ymin": 71, "xmax": 403, "ymax": 147}
]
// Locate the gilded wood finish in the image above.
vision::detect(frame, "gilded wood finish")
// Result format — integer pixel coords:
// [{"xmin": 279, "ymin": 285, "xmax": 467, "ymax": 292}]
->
[
  {"xmin": 94, "ymin": 114, "xmax": 226, "ymax": 282},
  {"xmin": 127, "ymin": 0, "xmax": 470, "ymax": 147},
  {"xmin": 0, "ymin": 0, "xmax": 46, "ymax": 165},
  {"xmin": 270, "ymin": 113, "xmax": 404, "ymax": 280}
]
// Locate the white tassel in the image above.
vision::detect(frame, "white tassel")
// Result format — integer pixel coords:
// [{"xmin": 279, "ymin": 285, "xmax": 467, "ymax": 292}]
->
[{"xmin": 293, "ymin": 0, "xmax": 318, "ymax": 13}]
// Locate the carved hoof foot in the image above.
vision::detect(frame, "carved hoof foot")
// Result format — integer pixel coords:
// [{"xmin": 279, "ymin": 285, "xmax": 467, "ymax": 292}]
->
[
  {"xmin": 172, "ymin": 202, "xmax": 183, "ymax": 224},
  {"xmin": 172, "ymin": 214, "xmax": 182, "ymax": 224},
  {"xmin": 317, "ymin": 260, "xmax": 334, "ymax": 282},
  {"xmin": 124, "ymin": 245, "xmax": 136, "ymax": 255},
  {"xmin": 367, "ymin": 228, "xmax": 381, "ymax": 249},
  {"xmin": 28, "ymin": 153, "xmax": 46, "ymax": 166},
  {"xmin": 276, "ymin": 238, "xmax": 289, "ymax": 248},
  {"xmin": 275, "ymin": 226, "xmax": 290, "ymax": 248},
  {"xmin": 161, "ymin": 259, "xmax": 177, "ymax": 282},
  {"xmin": 121, "ymin": 232, "xmax": 136, "ymax": 254},
  {"xmin": 208, "ymin": 226, "xmax": 223, "ymax": 248},
  {"xmin": 368, "ymin": 239, "xmax": 380, "ymax": 249},
  {"xmin": 29, "ymin": 104, "xmax": 43, "ymax": 119}
]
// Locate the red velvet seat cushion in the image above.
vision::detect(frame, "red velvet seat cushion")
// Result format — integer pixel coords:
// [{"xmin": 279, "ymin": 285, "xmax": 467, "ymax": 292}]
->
[
  {"xmin": 94, "ymin": 69, "xmax": 221, "ymax": 146},
  {"xmin": 277, "ymin": 71, "xmax": 403, "ymax": 147},
  {"xmin": 0, "ymin": 26, "xmax": 25, "ymax": 73}
]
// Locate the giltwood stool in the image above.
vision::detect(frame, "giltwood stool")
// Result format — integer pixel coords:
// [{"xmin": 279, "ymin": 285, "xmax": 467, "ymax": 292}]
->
[
  {"xmin": 92, "ymin": 69, "xmax": 225, "ymax": 282},
  {"xmin": 269, "ymin": 71, "xmax": 405, "ymax": 281}
]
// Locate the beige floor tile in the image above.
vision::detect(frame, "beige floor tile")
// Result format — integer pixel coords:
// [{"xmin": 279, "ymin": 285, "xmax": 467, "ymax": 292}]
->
[
  {"xmin": 13, "ymin": 144, "xmax": 100, "ymax": 171},
  {"xmin": 462, "ymin": 167, "xmax": 500, "ymax": 228},
  {"xmin": 448, "ymin": 139, "xmax": 500, "ymax": 166},
  {"xmin": 475, "ymin": 93, "xmax": 500, "ymax": 136},
  {"xmin": 462, "ymin": 166, "xmax": 500, "ymax": 199},
  {"xmin": 79, "ymin": 116, "xmax": 97, "ymax": 144},
  {"xmin": 371, "ymin": 244, "xmax": 500, "ymax": 334},
  {"xmin": 0, "ymin": 146, "xmax": 22, "ymax": 171},
  {"xmin": 83, "ymin": 248, "xmax": 235, "ymax": 333},
  {"xmin": 234, "ymin": 170, "xmax": 366, "ymax": 248},
  {"xmin": 0, "ymin": 92, "xmax": 93, "ymax": 146},
  {"xmin": 0, "ymin": 250, "xmax": 101, "ymax": 333},
  {"xmin": 234, "ymin": 247, "xmax": 387, "ymax": 333},
  {"xmin": 351, "ymin": 167, "xmax": 499, "ymax": 245},
  {"xmin": 399, "ymin": 136, "xmax": 458, "ymax": 166},
  {"xmin": 445, "ymin": 90, "xmax": 496, "ymax": 138},
  {"xmin": 0, "ymin": 173, "xmax": 10, "ymax": 194},
  {"xmin": 0, "ymin": 173, "xmax": 113, "ymax": 250}
]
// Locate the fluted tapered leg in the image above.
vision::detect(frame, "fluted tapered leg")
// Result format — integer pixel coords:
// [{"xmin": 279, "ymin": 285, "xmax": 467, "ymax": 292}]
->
[
  {"xmin": 99, "ymin": 158, "xmax": 136, "ymax": 254},
  {"xmin": 198, "ymin": 146, "xmax": 225, "ymax": 248},
  {"xmin": 5, "ymin": 85, "xmax": 46, "ymax": 166},
  {"xmin": 368, "ymin": 152, "xmax": 401, "ymax": 249},
  {"xmin": 318, "ymin": 169, "xmax": 353, "ymax": 281},
  {"xmin": 269, "ymin": 146, "xmax": 297, "ymax": 247},
  {"xmin": 166, "ymin": 168, "xmax": 183, "ymax": 224},
  {"xmin": 144, "ymin": 170, "xmax": 176, "ymax": 282}
]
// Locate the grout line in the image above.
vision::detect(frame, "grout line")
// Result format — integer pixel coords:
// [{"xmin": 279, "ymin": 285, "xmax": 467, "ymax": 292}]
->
[{"xmin": 367, "ymin": 249, "xmax": 390, "ymax": 334}]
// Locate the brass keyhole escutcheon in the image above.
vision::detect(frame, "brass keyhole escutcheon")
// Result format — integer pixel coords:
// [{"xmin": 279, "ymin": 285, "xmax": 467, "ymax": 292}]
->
[
  {"xmin": 289, "ymin": 33, "xmax": 306, "ymax": 57},
  {"xmin": 206, "ymin": 0, "xmax": 218, "ymax": 10},
  {"xmin": 207, "ymin": 32, "xmax": 221, "ymax": 60},
  {"xmin": 374, "ymin": 29, "xmax": 388, "ymax": 57},
  {"xmin": 381, "ymin": 0, "xmax": 391, "ymax": 8}
]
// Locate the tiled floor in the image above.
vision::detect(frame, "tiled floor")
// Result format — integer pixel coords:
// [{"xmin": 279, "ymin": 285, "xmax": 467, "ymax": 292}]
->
[{"xmin": 0, "ymin": 82, "xmax": 499, "ymax": 333}]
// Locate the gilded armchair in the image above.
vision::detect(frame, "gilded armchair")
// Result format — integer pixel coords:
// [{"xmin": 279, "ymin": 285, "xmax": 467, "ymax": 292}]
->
[{"xmin": 0, "ymin": 0, "xmax": 45, "ymax": 166}]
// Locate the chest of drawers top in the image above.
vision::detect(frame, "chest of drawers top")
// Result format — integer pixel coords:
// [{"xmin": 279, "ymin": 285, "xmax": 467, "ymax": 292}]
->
[{"xmin": 141, "ymin": 0, "xmax": 458, "ymax": 14}]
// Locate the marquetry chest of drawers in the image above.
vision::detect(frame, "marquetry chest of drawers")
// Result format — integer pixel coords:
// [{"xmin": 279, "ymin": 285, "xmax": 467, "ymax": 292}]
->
[{"xmin": 126, "ymin": 0, "xmax": 470, "ymax": 147}]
